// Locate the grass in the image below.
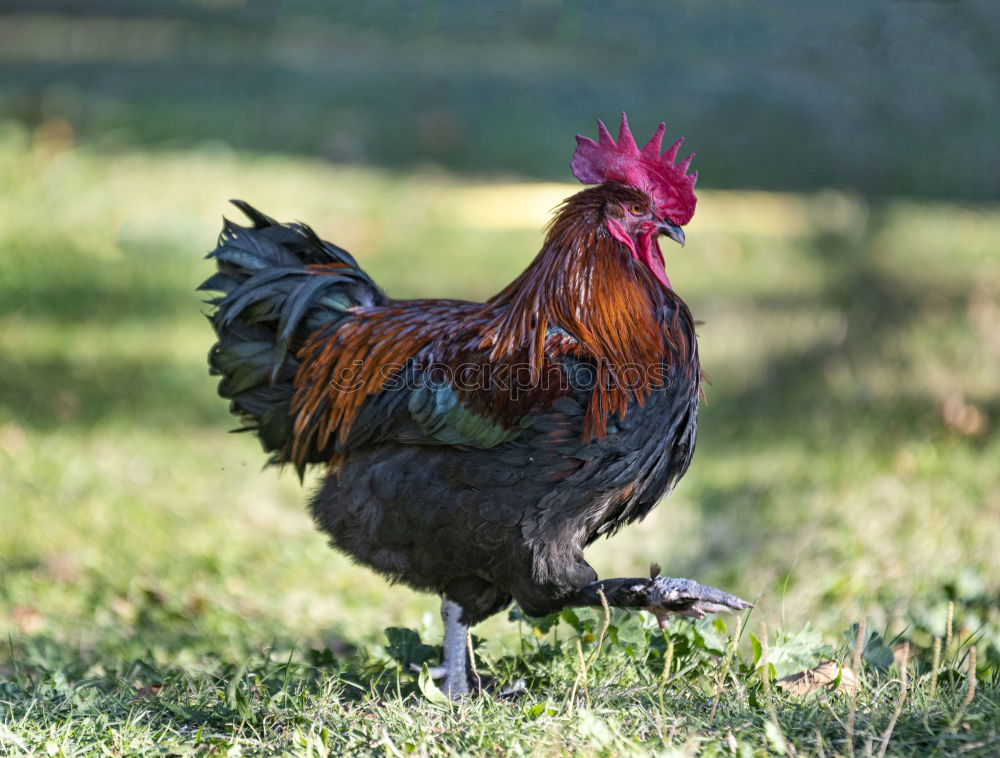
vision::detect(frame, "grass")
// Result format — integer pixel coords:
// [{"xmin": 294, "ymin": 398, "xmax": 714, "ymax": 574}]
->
[{"xmin": 1, "ymin": 121, "xmax": 998, "ymax": 755}]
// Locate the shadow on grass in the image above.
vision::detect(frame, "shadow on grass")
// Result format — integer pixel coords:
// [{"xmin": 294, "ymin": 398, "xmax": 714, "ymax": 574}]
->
[
  {"xmin": 0, "ymin": 632, "xmax": 374, "ymax": 736},
  {"xmin": 702, "ymin": 203, "xmax": 982, "ymax": 452},
  {"xmin": 0, "ymin": 277, "xmax": 199, "ymax": 325},
  {"xmin": 1, "ymin": 239, "xmax": 203, "ymax": 325},
  {"xmin": 0, "ymin": 348, "xmax": 226, "ymax": 430},
  {"xmin": 0, "ymin": 239, "xmax": 226, "ymax": 429},
  {"xmin": 2, "ymin": 618, "xmax": 996, "ymax": 755},
  {"xmin": 676, "ymin": 204, "xmax": 996, "ymax": 592}
]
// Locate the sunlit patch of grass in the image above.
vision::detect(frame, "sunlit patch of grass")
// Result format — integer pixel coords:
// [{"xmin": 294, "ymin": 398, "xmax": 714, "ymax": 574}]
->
[{"xmin": 1, "ymin": 128, "xmax": 998, "ymax": 753}]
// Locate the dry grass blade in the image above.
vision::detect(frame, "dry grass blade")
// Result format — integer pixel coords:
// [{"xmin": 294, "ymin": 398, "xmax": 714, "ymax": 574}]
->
[
  {"xmin": 574, "ymin": 638, "xmax": 588, "ymax": 709},
  {"xmin": 756, "ymin": 620, "xmax": 789, "ymax": 750},
  {"xmin": 944, "ymin": 601, "xmax": 954, "ymax": 664},
  {"xmin": 569, "ymin": 590, "xmax": 610, "ymax": 711},
  {"xmin": 876, "ymin": 642, "xmax": 909, "ymax": 758},
  {"xmin": 709, "ymin": 616, "xmax": 742, "ymax": 723},
  {"xmin": 932, "ymin": 647, "xmax": 980, "ymax": 757},
  {"xmin": 657, "ymin": 633, "xmax": 675, "ymax": 723},
  {"xmin": 758, "ymin": 620, "xmax": 771, "ymax": 699},
  {"xmin": 963, "ymin": 646, "xmax": 978, "ymax": 707},
  {"xmin": 929, "ymin": 636, "xmax": 942, "ymax": 698},
  {"xmin": 466, "ymin": 628, "xmax": 481, "ymax": 695},
  {"xmin": 846, "ymin": 618, "xmax": 866, "ymax": 758}
]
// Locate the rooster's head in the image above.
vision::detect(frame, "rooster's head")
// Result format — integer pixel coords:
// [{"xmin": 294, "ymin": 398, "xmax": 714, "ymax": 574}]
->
[{"xmin": 570, "ymin": 113, "xmax": 698, "ymax": 289}]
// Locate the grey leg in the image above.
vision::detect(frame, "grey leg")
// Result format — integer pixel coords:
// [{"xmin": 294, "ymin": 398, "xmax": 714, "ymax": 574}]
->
[{"xmin": 439, "ymin": 597, "xmax": 470, "ymax": 699}]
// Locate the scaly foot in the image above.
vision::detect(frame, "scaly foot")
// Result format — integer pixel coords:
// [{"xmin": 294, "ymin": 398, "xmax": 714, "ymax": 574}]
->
[{"xmin": 644, "ymin": 565, "xmax": 752, "ymax": 630}]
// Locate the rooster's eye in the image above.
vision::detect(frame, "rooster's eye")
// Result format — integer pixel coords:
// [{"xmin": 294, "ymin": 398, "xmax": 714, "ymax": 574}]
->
[{"xmin": 628, "ymin": 203, "xmax": 644, "ymax": 215}]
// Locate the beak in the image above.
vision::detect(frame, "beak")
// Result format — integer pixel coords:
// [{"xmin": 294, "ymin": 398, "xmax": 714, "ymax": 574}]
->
[{"xmin": 657, "ymin": 219, "xmax": 686, "ymax": 247}]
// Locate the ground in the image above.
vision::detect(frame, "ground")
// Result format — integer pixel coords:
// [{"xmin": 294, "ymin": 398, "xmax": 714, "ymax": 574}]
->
[{"xmin": 0, "ymin": 125, "xmax": 998, "ymax": 755}]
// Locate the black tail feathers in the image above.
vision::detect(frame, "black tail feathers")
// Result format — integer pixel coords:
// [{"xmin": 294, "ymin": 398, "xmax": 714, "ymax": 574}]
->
[{"xmin": 200, "ymin": 200, "xmax": 386, "ymax": 469}]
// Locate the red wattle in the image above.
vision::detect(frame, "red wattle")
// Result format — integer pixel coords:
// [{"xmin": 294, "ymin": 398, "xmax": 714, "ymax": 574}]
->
[
  {"xmin": 606, "ymin": 220, "xmax": 671, "ymax": 290},
  {"xmin": 638, "ymin": 235, "xmax": 670, "ymax": 290}
]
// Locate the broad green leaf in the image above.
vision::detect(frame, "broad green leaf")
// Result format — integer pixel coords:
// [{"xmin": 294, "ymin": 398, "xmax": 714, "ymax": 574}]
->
[
  {"xmin": 767, "ymin": 624, "xmax": 825, "ymax": 678},
  {"xmin": 749, "ymin": 631, "xmax": 763, "ymax": 666},
  {"xmin": 417, "ymin": 664, "xmax": 451, "ymax": 706},
  {"xmin": 384, "ymin": 627, "xmax": 436, "ymax": 668}
]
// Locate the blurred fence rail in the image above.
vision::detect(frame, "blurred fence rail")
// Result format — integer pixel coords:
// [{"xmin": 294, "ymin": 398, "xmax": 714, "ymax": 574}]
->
[{"xmin": 0, "ymin": 0, "xmax": 998, "ymax": 199}]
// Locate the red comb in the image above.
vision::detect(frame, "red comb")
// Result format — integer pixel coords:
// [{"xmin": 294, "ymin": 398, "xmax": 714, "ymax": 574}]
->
[{"xmin": 571, "ymin": 113, "xmax": 698, "ymax": 226}]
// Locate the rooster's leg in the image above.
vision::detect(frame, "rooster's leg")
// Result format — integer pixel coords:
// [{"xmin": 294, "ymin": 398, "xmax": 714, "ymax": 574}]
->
[
  {"xmin": 566, "ymin": 574, "xmax": 751, "ymax": 627},
  {"xmin": 437, "ymin": 597, "xmax": 470, "ymax": 699},
  {"xmin": 409, "ymin": 598, "xmax": 472, "ymax": 697}
]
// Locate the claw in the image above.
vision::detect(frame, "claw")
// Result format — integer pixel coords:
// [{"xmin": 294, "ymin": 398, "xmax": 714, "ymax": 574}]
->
[
  {"xmin": 497, "ymin": 678, "xmax": 527, "ymax": 698},
  {"xmin": 410, "ymin": 663, "xmax": 448, "ymax": 679},
  {"xmin": 645, "ymin": 576, "xmax": 752, "ymax": 621},
  {"xmin": 650, "ymin": 608, "xmax": 672, "ymax": 632}
]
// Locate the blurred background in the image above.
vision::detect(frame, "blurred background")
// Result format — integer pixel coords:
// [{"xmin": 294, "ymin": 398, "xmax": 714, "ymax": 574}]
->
[
  {"xmin": 1, "ymin": 0, "xmax": 998, "ymax": 670},
  {"xmin": 2, "ymin": 0, "xmax": 999, "ymax": 197}
]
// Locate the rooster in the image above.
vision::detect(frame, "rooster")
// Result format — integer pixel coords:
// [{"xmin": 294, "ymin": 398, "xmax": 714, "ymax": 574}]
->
[{"xmin": 202, "ymin": 114, "xmax": 750, "ymax": 697}]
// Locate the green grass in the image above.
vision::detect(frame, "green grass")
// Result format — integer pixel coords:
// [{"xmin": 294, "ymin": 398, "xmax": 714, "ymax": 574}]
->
[{"xmin": 1, "ymin": 124, "xmax": 998, "ymax": 755}]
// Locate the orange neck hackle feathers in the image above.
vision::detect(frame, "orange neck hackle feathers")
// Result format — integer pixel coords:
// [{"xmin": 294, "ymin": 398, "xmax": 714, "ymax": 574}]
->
[
  {"xmin": 287, "ymin": 183, "xmax": 695, "ymax": 468},
  {"xmin": 483, "ymin": 184, "xmax": 684, "ymax": 439}
]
